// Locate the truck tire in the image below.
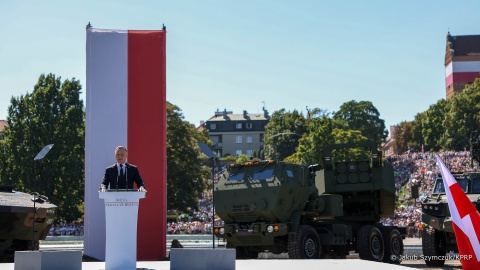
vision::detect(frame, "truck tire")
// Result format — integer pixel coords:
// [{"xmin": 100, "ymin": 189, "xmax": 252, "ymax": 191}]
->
[
  {"xmin": 380, "ymin": 227, "xmax": 403, "ymax": 264},
  {"xmin": 357, "ymin": 225, "xmax": 384, "ymax": 262},
  {"xmin": 288, "ymin": 225, "xmax": 321, "ymax": 259},
  {"xmin": 422, "ymin": 226, "xmax": 446, "ymax": 267}
]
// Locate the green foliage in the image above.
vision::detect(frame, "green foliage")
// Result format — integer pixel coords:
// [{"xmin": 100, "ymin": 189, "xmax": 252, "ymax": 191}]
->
[
  {"xmin": 222, "ymin": 155, "xmax": 237, "ymax": 162},
  {"xmin": 264, "ymin": 109, "xmax": 306, "ymax": 160},
  {"xmin": 166, "ymin": 102, "xmax": 210, "ymax": 211},
  {"xmin": 443, "ymin": 81, "xmax": 480, "ymax": 150},
  {"xmin": 393, "ymin": 121, "xmax": 413, "ymax": 153},
  {"xmin": 423, "ymin": 99, "xmax": 447, "ymax": 151},
  {"xmin": 0, "ymin": 74, "xmax": 84, "ymax": 222},
  {"xmin": 410, "ymin": 112, "xmax": 425, "ymax": 151},
  {"xmin": 330, "ymin": 129, "xmax": 369, "ymax": 162},
  {"xmin": 394, "ymin": 79, "xmax": 480, "ymax": 152},
  {"xmin": 266, "ymin": 102, "xmax": 386, "ymax": 165},
  {"xmin": 294, "ymin": 116, "xmax": 335, "ymax": 165},
  {"xmin": 333, "ymin": 100, "xmax": 388, "ymax": 147},
  {"xmin": 236, "ymin": 154, "xmax": 251, "ymax": 164}
]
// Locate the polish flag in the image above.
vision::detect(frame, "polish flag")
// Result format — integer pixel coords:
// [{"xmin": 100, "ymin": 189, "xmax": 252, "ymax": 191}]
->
[
  {"xmin": 436, "ymin": 156, "xmax": 480, "ymax": 269},
  {"xmin": 84, "ymin": 27, "xmax": 167, "ymax": 260}
]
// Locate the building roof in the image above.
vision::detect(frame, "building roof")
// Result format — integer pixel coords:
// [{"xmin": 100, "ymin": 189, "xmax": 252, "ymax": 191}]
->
[
  {"xmin": 446, "ymin": 33, "xmax": 480, "ymax": 57},
  {"xmin": 207, "ymin": 109, "xmax": 269, "ymax": 122}
]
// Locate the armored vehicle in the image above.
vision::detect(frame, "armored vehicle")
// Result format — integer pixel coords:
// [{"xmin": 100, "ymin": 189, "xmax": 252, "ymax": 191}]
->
[
  {"xmin": 421, "ymin": 172, "xmax": 480, "ymax": 266},
  {"xmin": 421, "ymin": 132, "xmax": 480, "ymax": 267},
  {"xmin": 214, "ymin": 142, "xmax": 404, "ymax": 263},
  {"xmin": 0, "ymin": 185, "xmax": 57, "ymax": 261}
]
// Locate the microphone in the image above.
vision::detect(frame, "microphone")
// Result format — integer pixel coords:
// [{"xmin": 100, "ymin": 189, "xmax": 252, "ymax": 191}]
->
[{"xmin": 125, "ymin": 164, "xmax": 128, "ymax": 192}]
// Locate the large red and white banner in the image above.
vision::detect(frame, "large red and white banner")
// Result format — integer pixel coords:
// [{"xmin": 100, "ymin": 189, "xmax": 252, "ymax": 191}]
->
[
  {"xmin": 436, "ymin": 156, "xmax": 480, "ymax": 269},
  {"xmin": 85, "ymin": 27, "xmax": 167, "ymax": 260}
]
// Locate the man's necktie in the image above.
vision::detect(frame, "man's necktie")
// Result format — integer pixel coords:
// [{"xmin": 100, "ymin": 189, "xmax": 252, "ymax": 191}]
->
[{"xmin": 120, "ymin": 164, "xmax": 124, "ymax": 178}]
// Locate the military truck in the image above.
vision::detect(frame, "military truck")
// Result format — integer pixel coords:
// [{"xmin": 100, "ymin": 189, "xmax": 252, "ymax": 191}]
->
[
  {"xmin": 0, "ymin": 185, "xmax": 56, "ymax": 261},
  {"xmin": 421, "ymin": 170, "xmax": 480, "ymax": 266},
  {"xmin": 214, "ymin": 142, "xmax": 404, "ymax": 263},
  {"xmin": 421, "ymin": 131, "xmax": 480, "ymax": 267}
]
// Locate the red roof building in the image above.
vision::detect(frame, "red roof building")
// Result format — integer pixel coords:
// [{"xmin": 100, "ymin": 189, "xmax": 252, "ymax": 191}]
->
[{"xmin": 445, "ymin": 33, "xmax": 480, "ymax": 99}]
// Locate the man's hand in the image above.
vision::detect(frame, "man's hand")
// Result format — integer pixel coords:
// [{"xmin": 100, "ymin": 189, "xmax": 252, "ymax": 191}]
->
[
  {"xmin": 99, "ymin": 184, "xmax": 106, "ymax": 192},
  {"xmin": 138, "ymin": 186, "xmax": 147, "ymax": 192}
]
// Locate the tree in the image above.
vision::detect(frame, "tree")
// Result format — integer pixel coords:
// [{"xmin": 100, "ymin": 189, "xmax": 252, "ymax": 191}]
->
[
  {"xmin": 443, "ymin": 79, "xmax": 480, "ymax": 150},
  {"xmin": 264, "ymin": 109, "xmax": 306, "ymax": 160},
  {"xmin": 393, "ymin": 121, "xmax": 413, "ymax": 153},
  {"xmin": 293, "ymin": 116, "xmax": 335, "ymax": 165},
  {"xmin": 330, "ymin": 129, "xmax": 369, "ymax": 162},
  {"xmin": 166, "ymin": 102, "xmax": 210, "ymax": 211},
  {"xmin": 422, "ymin": 99, "xmax": 447, "ymax": 151},
  {"xmin": 333, "ymin": 100, "xmax": 388, "ymax": 147},
  {"xmin": 410, "ymin": 112, "xmax": 426, "ymax": 152},
  {"xmin": 0, "ymin": 74, "xmax": 84, "ymax": 222}
]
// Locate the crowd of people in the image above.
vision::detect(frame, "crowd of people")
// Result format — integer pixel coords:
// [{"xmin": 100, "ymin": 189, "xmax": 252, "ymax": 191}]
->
[
  {"xmin": 382, "ymin": 150, "xmax": 476, "ymax": 235},
  {"xmin": 48, "ymin": 221, "xmax": 84, "ymax": 236},
  {"xmin": 166, "ymin": 170, "xmax": 224, "ymax": 235}
]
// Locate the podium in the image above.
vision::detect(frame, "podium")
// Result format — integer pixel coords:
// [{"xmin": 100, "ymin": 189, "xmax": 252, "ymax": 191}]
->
[{"xmin": 99, "ymin": 190, "xmax": 145, "ymax": 270}]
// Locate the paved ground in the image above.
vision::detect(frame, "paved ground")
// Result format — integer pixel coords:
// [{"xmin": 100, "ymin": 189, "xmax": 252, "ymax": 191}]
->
[
  {"xmin": 0, "ymin": 237, "xmax": 463, "ymax": 270},
  {"xmin": 0, "ymin": 258, "xmax": 417, "ymax": 270}
]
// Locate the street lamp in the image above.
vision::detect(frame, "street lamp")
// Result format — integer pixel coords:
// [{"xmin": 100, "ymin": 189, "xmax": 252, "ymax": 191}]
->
[
  {"xmin": 267, "ymin": 132, "xmax": 301, "ymax": 139},
  {"xmin": 32, "ymin": 144, "xmax": 54, "ymax": 250},
  {"xmin": 198, "ymin": 143, "xmax": 218, "ymax": 249}
]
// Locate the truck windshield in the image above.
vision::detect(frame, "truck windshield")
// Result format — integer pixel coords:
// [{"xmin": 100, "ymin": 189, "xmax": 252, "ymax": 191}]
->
[
  {"xmin": 471, "ymin": 177, "xmax": 480, "ymax": 193},
  {"xmin": 253, "ymin": 169, "xmax": 274, "ymax": 181},
  {"xmin": 228, "ymin": 172, "xmax": 245, "ymax": 181},
  {"xmin": 433, "ymin": 177, "xmax": 468, "ymax": 193}
]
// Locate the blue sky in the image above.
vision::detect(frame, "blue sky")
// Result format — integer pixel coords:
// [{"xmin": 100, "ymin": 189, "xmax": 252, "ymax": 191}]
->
[{"xmin": 1, "ymin": 0, "xmax": 480, "ymax": 132}]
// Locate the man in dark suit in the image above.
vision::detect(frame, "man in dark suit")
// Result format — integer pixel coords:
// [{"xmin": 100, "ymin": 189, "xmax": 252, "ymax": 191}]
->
[{"xmin": 100, "ymin": 146, "xmax": 147, "ymax": 192}]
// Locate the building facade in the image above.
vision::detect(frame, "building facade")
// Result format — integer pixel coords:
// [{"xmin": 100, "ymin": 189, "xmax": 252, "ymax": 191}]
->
[
  {"xmin": 204, "ymin": 109, "xmax": 270, "ymax": 157},
  {"xmin": 0, "ymin": 120, "xmax": 7, "ymax": 140},
  {"xmin": 445, "ymin": 33, "xmax": 480, "ymax": 99}
]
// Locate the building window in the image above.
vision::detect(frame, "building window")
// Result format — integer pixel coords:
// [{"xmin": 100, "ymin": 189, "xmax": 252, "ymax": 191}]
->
[
  {"xmin": 236, "ymin": 123, "xmax": 242, "ymax": 129},
  {"xmin": 246, "ymin": 123, "xmax": 252, "ymax": 129},
  {"xmin": 236, "ymin": 136, "xmax": 242, "ymax": 143},
  {"xmin": 236, "ymin": 150, "xmax": 242, "ymax": 156},
  {"xmin": 210, "ymin": 123, "xmax": 216, "ymax": 130},
  {"xmin": 246, "ymin": 149, "xmax": 253, "ymax": 157},
  {"xmin": 246, "ymin": 136, "xmax": 252, "ymax": 143}
]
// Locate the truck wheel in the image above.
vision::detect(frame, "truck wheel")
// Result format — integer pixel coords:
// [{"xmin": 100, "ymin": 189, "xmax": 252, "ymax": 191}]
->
[
  {"xmin": 288, "ymin": 225, "xmax": 321, "ymax": 259},
  {"xmin": 357, "ymin": 225, "xmax": 384, "ymax": 262},
  {"xmin": 422, "ymin": 226, "xmax": 446, "ymax": 267},
  {"xmin": 380, "ymin": 227, "xmax": 403, "ymax": 264}
]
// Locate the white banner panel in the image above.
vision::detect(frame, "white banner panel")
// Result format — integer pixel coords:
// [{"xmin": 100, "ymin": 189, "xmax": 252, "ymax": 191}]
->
[
  {"xmin": 445, "ymin": 62, "xmax": 453, "ymax": 77},
  {"xmin": 85, "ymin": 28, "xmax": 128, "ymax": 260}
]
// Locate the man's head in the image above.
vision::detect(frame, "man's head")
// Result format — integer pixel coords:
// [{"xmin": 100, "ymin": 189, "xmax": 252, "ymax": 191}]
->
[{"xmin": 115, "ymin": 146, "xmax": 128, "ymax": 164}]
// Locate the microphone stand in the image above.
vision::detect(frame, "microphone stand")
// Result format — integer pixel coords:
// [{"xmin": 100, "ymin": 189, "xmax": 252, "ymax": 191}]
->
[
  {"xmin": 116, "ymin": 164, "xmax": 119, "ymax": 192},
  {"xmin": 125, "ymin": 164, "xmax": 128, "ymax": 192}
]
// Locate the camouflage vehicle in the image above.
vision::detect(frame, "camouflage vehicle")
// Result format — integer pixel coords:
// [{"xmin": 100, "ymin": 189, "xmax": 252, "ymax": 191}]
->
[
  {"xmin": 214, "ymin": 143, "xmax": 405, "ymax": 263},
  {"xmin": 421, "ymin": 172, "xmax": 480, "ymax": 267},
  {"xmin": 0, "ymin": 185, "xmax": 56, "ymax": 261},
  {"xmin": 421, "ymin": 131, "xmax": 480, "ymax": 267}
]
